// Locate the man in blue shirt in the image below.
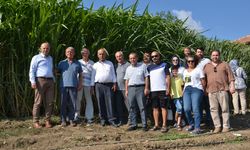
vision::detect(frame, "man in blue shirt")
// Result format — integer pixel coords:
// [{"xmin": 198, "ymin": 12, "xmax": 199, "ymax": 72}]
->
[
  {"xmin": 29, "ymin": 42, "xmax": 55, "ymax": 128},
  {"xmin": 57, "ymin": 47, "xmax": 83, "ymax": 127}
]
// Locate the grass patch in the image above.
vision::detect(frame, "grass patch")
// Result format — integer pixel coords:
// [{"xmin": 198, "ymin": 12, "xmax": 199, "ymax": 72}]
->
[
  {"xmin": 159, "ymin": 132, "xmax": 192, "ymax": 140},
  {"xmin": 225, "ymin": 136, "xmax": 246, "ymax": 144}
]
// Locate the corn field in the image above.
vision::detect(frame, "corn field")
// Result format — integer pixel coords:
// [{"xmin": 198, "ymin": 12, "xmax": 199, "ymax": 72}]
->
[{"xmin": 0, "ymin": 0, "xmax": 249, "ymax": 117}]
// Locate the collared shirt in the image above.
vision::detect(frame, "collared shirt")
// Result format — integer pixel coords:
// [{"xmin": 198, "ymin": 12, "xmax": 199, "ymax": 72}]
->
[
  {"xmin": 29, "ymin": 53, "xmax": 54, "ymax": 84},
  {"xmin": 116, "ymin": 61, "xmax": 130, "ymax": 90},
  {"xmin": 148, "ymin": 62, "xmax": 170, "ymax": 92},
  {"xmin": 203, "ymin": 61, "xmax": 235, "ymax": 93},
  {"xmin": 93, "ymin": 60, "xmax": 116, "ymax": 83},
  {"xmin": 57, "ymin": 59, "xmax": 82, "ymax": 88},
  {"xmin": 78, "ymin": 59, "xmax": 95, "ymax": 86},
  {"xmin": 124, "ymin": 63, "xmax": 149, "ymax": 86}
]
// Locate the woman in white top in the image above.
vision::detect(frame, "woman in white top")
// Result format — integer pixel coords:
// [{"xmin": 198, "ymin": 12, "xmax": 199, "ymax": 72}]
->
[{"xmin": 183, "ymin": 56, "xmax": 206, "ymax": 134}]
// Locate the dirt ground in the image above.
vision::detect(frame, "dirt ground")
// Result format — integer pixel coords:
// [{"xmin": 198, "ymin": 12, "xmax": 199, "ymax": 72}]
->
[{"xmin": 0, "ymin": 113, "xmax": 250, "ymax": 150}]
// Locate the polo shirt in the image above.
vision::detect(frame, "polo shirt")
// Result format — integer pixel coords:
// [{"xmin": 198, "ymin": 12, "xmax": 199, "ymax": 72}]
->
[
  {"xmin": 58, "ymin": 59, "xmax": 82, "ymax": 88},
  {"xmin": 116, "ymin": 61, "xmax": 130, "ymax": 90}
]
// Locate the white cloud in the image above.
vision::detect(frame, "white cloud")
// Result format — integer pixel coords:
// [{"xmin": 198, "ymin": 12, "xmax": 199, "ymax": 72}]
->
[{"xmin": 172, "ymin": 10, "xmax": 203, "ymax": 32}]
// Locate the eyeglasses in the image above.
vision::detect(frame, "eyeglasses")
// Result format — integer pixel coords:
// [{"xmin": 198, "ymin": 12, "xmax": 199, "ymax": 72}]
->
[
  {"xmin": 214, "ymin": 67, "xmax": 217, "ymax": 72},
  {"xmin": 151, "ymin": 55, "xmax": 159, "ymax": 58},
  {"xmin": 187, "ymin": 60, "xmax": 194, "ymax": 63}
]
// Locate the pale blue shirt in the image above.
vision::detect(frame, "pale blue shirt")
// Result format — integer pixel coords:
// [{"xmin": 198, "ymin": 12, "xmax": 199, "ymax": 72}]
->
[
  {"xmin": 29, "ymin": 53, "xmax": 54, "ymax": 84},
  {"xmin": 78, "ymin": 59, "xmax": 95, "ymax": 86},
  {"xmin": 124, "ymin": 63, "xmax": 149, "ymax": 86}
]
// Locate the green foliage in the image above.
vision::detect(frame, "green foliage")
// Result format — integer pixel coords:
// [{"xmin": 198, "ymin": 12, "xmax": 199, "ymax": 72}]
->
[{"xmin": 0, "ymin": 0, "xmax": 249, "ymax": 117}]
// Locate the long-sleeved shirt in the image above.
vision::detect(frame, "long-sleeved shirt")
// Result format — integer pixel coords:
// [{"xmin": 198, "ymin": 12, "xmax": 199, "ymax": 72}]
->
[
  {"xmin": 29, "ymin": 53, "xmax": 54, "ymax": 84},
  {"xmin": 78, "ymin": 59, "xmax": 95, "ymax": 86},
  {"xmin": 93, "ymin": 60, "xmax": 116, "ymax": 83}
]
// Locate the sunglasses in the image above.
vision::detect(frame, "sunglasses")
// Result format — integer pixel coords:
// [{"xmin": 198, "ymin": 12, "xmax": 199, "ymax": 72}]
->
[
  {"xmin": 187, "ymin": 60, "xmax": 194, "ymax": 63},
  {"xmin": 214, "ymin": 67, "xmax": 217, "ymax": 72},
  {"xmin": 172, "ymin": 59, "xmax": 178, "ymax": 61},
  {"xmin": 151, "ymin": 55, "xmax": 159, "ymax": 58}
]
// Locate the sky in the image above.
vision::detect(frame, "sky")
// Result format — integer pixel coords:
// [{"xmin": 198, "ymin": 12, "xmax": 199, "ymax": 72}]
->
[{"xmin": 82, "ymin": 0, "xmax": 250, "ymax": 41}]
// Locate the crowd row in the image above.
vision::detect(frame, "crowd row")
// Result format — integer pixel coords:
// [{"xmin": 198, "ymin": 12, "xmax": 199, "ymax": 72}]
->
[{"xmin": 29, "ymin": 43, "xmax": 248, "ymax": 135}]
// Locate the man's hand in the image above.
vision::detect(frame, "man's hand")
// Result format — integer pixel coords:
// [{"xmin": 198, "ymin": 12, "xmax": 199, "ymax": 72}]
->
[
  {"xmin": 31, "ymin": 83, "xmax": 37, "ymax": 89},
  {"xmin": 144, "ymin": 88, "xmax": 149, "ymax": 96},
  {"xmin": 112, "ymin": 83, "xmax": 117, "ymax": 92}
]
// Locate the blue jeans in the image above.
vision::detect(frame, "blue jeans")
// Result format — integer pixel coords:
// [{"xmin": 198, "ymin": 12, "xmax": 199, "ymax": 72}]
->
[
  {"xmin": 173, "ymin": 98, "xmax": 183, "ymax": 114},
  {"xmin": 128, "ymin": 86, "xmax": 147, "ymax": 127},
  {"xmin": 60, "ymin": 87, "xmax": 77, "ymax": 122},
  {"xmin": 183, "ymin": 86, "xmax": 203, "ymax": 129}
]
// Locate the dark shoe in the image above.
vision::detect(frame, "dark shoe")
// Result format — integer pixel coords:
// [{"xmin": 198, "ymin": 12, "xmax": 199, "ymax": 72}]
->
[
  {"xmin": 33, "ymin": 122, "xmax": 42, "ymax": 128},
  {"xmin": 70, "ymin": 120, "xmax": 77, "ymax": 127},
  {"xmin": 110, "ymin": 121, "xmax": 119, "ymax": 128},
  {"xmin": 190, "ymin": 129, "xmax": 202, "ymax": 135},
  {"xmin": 142, "ymin": 127, "xmax": 148, "ymax": 132},
  {"xmin": 45, "ymin": 121, "xmax": 52, "ymax": 128},
  {"xmin": 150, "ymin": 126, "xmax": 160, "ymax": 131},
  {"xmin": 127, "ymin": 126, "xmax": 137, "ymax": 131}
]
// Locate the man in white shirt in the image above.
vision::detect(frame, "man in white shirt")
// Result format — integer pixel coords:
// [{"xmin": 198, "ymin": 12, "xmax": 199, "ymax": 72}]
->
[
  {"xmin": 195, "ymin": 47, "xmax": 212, "ymax": 127},
  {"xmin": 93, "ymin": 48, "xmax": 118, "ymax": 127}
]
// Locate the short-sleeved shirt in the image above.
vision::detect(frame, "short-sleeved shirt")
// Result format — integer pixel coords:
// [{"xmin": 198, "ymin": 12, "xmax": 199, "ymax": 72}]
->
[
  {"xmin": 196, "ymin": 58, "xmax": 211, "ymax": 70},
  {"xmin": 147, "ymin": 62, "xmax": 170, "ymax": 92},
  {"xmin": 124, "ymin": 63, "xmax": 149, "ymax": 86},
  {"xmin": 171, "ymin": 75, "xmax": 184, "ymax": 99},
  {"xmin": 58, "ymin": 59, "xmax": 82, "ymax": 88},
  {"xmin": 116, "ymin": 61, "xmax": 130, "ymax": 90},
  {"xmin": 203, "ymin": 61, "xmax": 235, "ymax": 93},
  {"xmin": 183, "ymin": 67, "xmax": 204, "ymax": 91},
  {"xmin": 78, "ymin": 59, "xmax": 95, "ymax": 86},
  {"xmin": 93, "ymin": 60, "xmax": 116, "ymax": 83}
]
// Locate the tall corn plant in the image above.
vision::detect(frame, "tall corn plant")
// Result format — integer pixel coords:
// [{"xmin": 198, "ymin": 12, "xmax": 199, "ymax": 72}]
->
[{"xmin": 0, "ymin": 0, "xmax": 249, "ymax": 117}]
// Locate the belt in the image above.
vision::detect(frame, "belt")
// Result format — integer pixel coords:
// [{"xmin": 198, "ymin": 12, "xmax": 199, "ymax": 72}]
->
[
  {"xmin": 96, "ymin": 82, "xmax": 113, "ymax": 85},
  {"xmin": 37, "ymin": 77, "xmax": 53, "ymax": 80},
  {"xmin": 129, "ymin": 84, "xmax": 145, "ymax": 87}
]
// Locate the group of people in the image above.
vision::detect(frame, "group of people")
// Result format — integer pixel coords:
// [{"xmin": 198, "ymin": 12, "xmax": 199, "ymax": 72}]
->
[{"xmin": 29, "ymin": 42, "xmax": 248, "ymax": 135}]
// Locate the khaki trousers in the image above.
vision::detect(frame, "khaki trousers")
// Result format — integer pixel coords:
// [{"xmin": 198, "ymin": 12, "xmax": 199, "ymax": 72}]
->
[
  {"xmin": 208, "ymin": 91, "xmax": 230, "ymax": 129},
  {"xmin": 232, "ymin": 89, "xmax": 247, "ymax": 114},
  {"xmin": 33, "ymin": 78, "xmax": 54, "ymax": 123}
]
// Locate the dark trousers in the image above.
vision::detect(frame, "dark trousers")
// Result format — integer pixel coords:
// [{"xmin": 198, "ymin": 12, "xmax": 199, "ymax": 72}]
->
[
  {"xmin": 114, "ymin": 90, "xmax": 129, "ymax": 123},
  {"xmin": 60, "ymin": 87, "xmax": 77, "ymax": 122},
  {"xmin": 95, "ymin": 83, "xmax": 115, "ymax": 122}
]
